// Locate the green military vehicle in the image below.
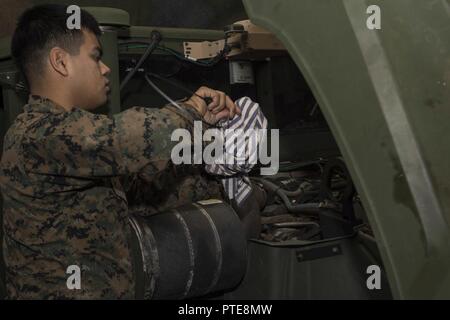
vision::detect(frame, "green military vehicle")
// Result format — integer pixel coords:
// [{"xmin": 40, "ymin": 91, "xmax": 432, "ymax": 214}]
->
[{"xmin": 0, "ymin": 0, "xmax": 448, "ymax": 299}]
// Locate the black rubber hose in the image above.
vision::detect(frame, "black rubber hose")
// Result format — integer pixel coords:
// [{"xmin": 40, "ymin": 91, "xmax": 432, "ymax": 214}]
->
[
  {"xmin": 119, "ymin": 30, "xmax": 162, "ymax": 91},
  {"xmin": 129, "ymin": 200, "xmax": 247, "ymax": 299},
  {"xmin": 252, "ymin": 178, "xmax": 321, "ymax": 213},
  {"xmin": 252, "ymin": 177, "xmax": 307, "ymax": 197}
]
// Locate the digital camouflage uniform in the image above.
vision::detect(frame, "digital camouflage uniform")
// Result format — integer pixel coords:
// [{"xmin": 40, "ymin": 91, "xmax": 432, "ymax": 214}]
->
[{"xmin": 0, "ymin": 95, "xmax": 223, "ymax": 299}]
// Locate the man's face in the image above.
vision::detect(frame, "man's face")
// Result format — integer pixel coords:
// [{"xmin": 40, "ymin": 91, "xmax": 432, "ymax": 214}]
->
[{"xmin": 68, "ymin": 29, "xmax": 111, "ymax": 110}]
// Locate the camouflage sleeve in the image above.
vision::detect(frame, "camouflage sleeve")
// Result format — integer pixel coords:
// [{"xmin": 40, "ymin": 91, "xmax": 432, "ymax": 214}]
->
[{"xmin": 22, "ymin": 104, "xmax": 203, "ymax": 178}]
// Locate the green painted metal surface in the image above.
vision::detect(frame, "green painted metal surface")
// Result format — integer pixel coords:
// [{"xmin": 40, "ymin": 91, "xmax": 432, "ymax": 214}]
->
[
  {"xmin": 84, "ymin": 7, "xmax": 130, "ymax": 27},
  {"xmin": 119, "ymin": 26, "xmax": 224, "ymax": 59},
  {"xmin": 243, "ymin": 0, "xmax": 450, "ymax": 299},
  {"xmin": 125, "ymin": 26, "xmax": 223, "ymax": 40}
]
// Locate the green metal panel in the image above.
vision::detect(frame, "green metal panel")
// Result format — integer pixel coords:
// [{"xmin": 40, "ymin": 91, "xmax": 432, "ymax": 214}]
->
[
  {"xmin": 125, "ymin": 26, "xmax": 223, "ymax": 41},
  {"xmin": 243, "ymin": 0, "xmax": 450, "ymax": 299},
  {"xmin": 119, "ymin": 26, "xmax": 224, "ymax": 54},
  {"xmin": 83, "ymin": 7, "xmax": 131, "ymax": 27},
  {"xmin": 226, "ymin": 238, "xmax": 392, "ymax": 299}
]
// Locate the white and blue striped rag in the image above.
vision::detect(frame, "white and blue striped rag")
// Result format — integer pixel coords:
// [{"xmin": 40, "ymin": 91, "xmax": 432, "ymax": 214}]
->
[{"xmin": 205, "ymin": 97, "xmax": 268, "ymax": 206}]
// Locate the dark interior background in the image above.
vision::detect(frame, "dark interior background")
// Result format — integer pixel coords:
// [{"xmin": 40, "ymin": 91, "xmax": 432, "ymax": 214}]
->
[{"xmin": 0, "ymin": 0, "xmax": 249, "ymax": 38}]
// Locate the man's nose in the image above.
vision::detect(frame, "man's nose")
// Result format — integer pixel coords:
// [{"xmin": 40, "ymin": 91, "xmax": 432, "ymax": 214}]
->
[{"xmin": 101, "ymin": 61, "xmax": 111, "ymax": 76}]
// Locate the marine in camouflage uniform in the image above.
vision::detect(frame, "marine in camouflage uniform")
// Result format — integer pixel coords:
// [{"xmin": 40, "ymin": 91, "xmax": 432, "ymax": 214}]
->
[{"xmin": 0, "ymin": 95, "xmax": 224, "ymax": 299}]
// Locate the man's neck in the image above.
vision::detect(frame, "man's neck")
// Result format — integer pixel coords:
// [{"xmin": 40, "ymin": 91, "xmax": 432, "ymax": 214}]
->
[{"xmin": 29, "ymin": 87, "xmax": 74, "ymax": 111}]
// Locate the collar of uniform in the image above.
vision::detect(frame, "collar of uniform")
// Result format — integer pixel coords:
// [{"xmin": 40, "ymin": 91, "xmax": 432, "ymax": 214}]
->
[{"xmin": 24, "ymin": 95, "xmax": 70, "ymax": 114}]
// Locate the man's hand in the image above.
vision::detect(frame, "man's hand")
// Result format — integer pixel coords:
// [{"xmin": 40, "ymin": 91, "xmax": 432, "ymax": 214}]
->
[{"xmin": 185, "ymin": 86, "xmax": 241, "ymax": 124}]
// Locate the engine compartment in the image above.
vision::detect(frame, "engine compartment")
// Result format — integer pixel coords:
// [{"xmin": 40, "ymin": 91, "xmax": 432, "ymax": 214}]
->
[
  {"xmin": 224, "ymin": 158, "xmax": 392, "ymax": 299},
  {"xmin": 114, "ymin": 27, "xmax": 393, "ymax": 298}
]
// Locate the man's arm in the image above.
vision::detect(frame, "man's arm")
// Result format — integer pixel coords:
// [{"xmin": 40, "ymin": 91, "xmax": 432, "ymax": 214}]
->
[
  {"xmin": 21, "ymin": 87, "xmax": 239, "ymax": 179},
  {"xmin": 21, "ymin": 105, "xmax": 198, "ymax": 178}
]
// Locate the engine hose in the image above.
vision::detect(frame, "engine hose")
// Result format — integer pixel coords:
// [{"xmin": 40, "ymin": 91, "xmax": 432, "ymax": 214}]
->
[
  {"xmin": 252, "ymin": 177, "xmax": 308, "ymax": 197},
  {"xmin": 129, "ymin": 200, "xmax": 247, "ymax": 300},
  {"xmin": 120, "ymin": 30, "xmax": 161, "ymax": 91},
  {"xmin": 252, "ymin": 178, "xmax": 321, "ymax": 213}
]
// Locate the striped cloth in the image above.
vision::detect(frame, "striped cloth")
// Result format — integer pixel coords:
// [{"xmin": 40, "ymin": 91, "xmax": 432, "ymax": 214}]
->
[{"xmin": 205, "ymin": 97, "xmax": 268, "ymax": 206}]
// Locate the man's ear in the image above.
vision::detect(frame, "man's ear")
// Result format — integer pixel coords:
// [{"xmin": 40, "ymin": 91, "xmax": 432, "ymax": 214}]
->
[{"xmin": 48, "ymin": 47, "xmax": 69, "ymax": 77}]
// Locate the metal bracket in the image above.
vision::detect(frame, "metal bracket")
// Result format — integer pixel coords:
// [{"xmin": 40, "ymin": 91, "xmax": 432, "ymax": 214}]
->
[
  {"xmin": 296, "ymin": 244, "xmax": 342, "ymax": 263},
  {"xmin": 183, "ymin": 40, "xmax": 226, "ymax": 60}
]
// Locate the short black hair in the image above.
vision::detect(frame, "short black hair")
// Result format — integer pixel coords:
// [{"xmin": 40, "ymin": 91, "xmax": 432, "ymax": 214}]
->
[{"xmin": 11, "ymin": 4, "xmax": 101, "ymax": 85}]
